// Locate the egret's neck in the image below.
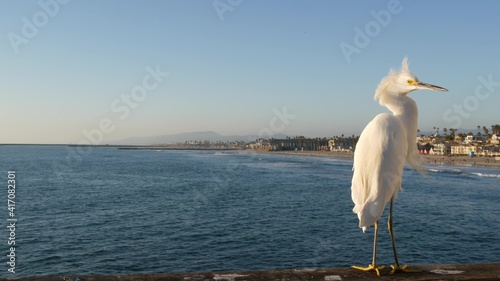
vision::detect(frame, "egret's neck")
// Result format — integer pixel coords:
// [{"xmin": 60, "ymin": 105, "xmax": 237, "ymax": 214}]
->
[
  {"xmin": 397, "ymin": 96, "xmax": 418, "ymax": 142},
  {"xmin": 382, "ymin": 94, "xmax": 419, "ymax": 150},
  {"xmin": 380, "ymin": 93, "xmax": 415, "ymax": 115}
]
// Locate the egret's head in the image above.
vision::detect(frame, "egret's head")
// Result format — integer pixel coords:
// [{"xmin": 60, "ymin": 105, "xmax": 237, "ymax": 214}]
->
[{"xmin": 375, "ymin": 57, "xmax": 448, "ymax": 102}]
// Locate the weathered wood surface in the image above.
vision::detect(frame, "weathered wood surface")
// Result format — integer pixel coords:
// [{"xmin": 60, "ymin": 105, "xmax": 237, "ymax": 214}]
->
[{"xmin": 2, "ymin": 263, "xmax": 499, "ymax": 281}]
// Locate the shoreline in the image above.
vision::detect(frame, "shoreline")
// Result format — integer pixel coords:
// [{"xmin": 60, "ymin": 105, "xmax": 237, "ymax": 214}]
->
[{"xmin": 252, "ymin": 150, "xmax": 500, "ymax": 168}]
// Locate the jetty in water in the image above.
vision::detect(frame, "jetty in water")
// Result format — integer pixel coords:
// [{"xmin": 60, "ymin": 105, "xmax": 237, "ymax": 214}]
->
[{"xmin": 1, "ymin": 263, "xmax": 498, "ymax": 281}]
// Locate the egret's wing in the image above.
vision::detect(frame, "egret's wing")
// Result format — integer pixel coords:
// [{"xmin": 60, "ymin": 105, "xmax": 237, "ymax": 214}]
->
[{"xmin": 351, "ymin": 113, "xmax": 408, "ymax": 231}]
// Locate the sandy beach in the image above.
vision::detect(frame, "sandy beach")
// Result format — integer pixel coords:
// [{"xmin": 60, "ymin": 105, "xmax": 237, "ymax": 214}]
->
[{"xmin": 253, "ymin": 150, "xmax": 500, "ymax": 168}]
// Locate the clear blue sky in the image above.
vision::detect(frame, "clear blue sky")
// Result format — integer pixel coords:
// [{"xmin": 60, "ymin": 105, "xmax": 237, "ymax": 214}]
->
[{"xmin": 1, "ymin": 0, "xmax": 499, "ymax": 144}]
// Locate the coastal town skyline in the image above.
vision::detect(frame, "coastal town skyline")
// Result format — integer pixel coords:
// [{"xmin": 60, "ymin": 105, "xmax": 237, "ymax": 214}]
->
[
  {"xmin": 156, "ymin": 124, "xmax": 500, "ymax": 159},
  {"xmin": 2, "ymin": 1, "xmax": 500, "ymax": 144},
  {"xmin": 111, "ymin": 123, "xmax": 500, "ymax": 146}
]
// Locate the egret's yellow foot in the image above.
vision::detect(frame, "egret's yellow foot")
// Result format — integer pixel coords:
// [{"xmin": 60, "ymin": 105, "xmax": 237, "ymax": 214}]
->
[
  {"xmin": 390, "ymin": 264, "xmax": 422, "ymax": 274},
  {"xmin": 352, "ymin": 264, "xmax": 386, "ymax": 277}
]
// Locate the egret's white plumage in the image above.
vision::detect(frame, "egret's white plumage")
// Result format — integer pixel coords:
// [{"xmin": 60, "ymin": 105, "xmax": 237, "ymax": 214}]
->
[
  {"xmin": 351, "ymin": 57, "xmax": 447, "ymax": 275},
  {"xmin": 352, "ymin": 113, "xmax": 408, "ymax": 231}
]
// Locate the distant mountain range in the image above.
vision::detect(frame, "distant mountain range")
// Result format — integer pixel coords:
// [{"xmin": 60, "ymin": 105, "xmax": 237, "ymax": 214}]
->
[{"xmin": 111, "ymin": 131, "xmax": 288, "ymax": 145}]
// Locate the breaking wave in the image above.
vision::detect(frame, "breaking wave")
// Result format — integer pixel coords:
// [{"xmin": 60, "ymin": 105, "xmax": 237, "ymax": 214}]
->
[{"xmin": 471, "ymin": 172, "xmax": 500, "ymax": 178}]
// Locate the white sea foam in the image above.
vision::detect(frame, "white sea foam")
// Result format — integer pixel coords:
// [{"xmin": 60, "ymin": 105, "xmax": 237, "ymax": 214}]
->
[
  {"xmin": 428, "ymin": 168, "xmax": 463, "ymax": 174},
  {"xmin": 471, "ymin": 172, "xmax": 500, "ymax": 178}
]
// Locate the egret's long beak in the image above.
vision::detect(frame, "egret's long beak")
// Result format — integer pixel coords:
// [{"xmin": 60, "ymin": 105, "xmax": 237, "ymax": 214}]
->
[{"xmin": 417, "ymin": 81, "xmax": 448, "ymax": 92}]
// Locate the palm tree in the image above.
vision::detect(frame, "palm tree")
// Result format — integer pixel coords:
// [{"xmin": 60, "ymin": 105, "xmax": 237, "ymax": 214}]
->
[
  {"xmin": 449, "ymin": 128, "xmax": 456, "ymax": 137},
  {"xmin": 482, "ymin": 126, "xmax": 488, "ymax": 135},
  {"xmin": 492, "ymin": 124, "xmax": 500, "ymax": 135},
  {"xmin": 483, "ymin": 126, "xmax": 490, "ymax": 140},
  {"xmin": 449, "ymin": 128, "xmax": 457, "ymax": 143}
]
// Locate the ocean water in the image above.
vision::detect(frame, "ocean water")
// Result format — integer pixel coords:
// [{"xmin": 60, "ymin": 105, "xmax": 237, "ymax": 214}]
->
[{"xmin": 0, "ymin": 145, "xmax": 499, "ymax": 277}]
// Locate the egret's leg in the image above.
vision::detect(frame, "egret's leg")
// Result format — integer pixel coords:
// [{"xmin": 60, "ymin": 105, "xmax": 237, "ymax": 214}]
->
[
  {"xmin": 352, "ymin": 221, "xmax": 385, "ymax": 276},
  {"xmin": 388, "ymin": 197, "xmax": 421, "ymax": 274}
]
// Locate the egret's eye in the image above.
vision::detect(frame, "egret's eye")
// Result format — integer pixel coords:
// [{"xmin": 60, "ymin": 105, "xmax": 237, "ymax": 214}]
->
[{"xmin": 407, "ymin": 80, "xmax": 416, "ymax": 85}]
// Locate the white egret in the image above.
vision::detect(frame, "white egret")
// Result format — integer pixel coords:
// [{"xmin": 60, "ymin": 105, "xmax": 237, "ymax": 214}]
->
[{"xmin": 351, "ymin": 57, "xmax": 447, "ymax": 276}]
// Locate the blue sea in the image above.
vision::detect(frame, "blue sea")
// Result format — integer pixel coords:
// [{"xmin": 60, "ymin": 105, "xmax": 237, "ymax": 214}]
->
[{"xmin": 1, "ymin": 145, "xmax": 499, "ymax": 277}]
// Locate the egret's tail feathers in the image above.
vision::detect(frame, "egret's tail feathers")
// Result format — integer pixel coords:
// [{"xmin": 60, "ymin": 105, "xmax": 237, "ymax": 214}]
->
[
  {"xmin": 354, "ymin": 202, "xmax": 384, "ymax": 232},
  {"xmin": 407, "ymin": 151, "xmax": 426, "ymax": 176}
]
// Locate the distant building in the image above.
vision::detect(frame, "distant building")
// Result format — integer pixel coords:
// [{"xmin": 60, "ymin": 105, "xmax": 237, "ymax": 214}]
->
[
  {"xmin": 454, "ymin": 135, "xmax": 464, "ymax": 143},
  {"xmin": 450, "ymin": 145, "xmax": 479, "ymax": 156},
  {"xmin": 464, "ymin": 135, "xmax": 486, "ymax": 144},
  {"xmin": 417, "ymin": 143, "xmax": 434, "ymax": 154},
  {"xmin": 478, "ymin": 145, "xmax": 500, "ymax": 157},
  {"xmin": 247, "ymin": 140, "xmax": 271, "ymax": 150},
  {"xmin": 491, "ymin": 134, "xmax": 500, "ymax": 145},
  {"xmin": 417, "ymin": 143, "xmax": 433, "ymax": 154},
  {"xmin": 431, "ymin": 143, "xmax": 450, "ymax": 155},
  {"xmin": 328, "ymin": 138, "xmax": 354, "ymax": 152}
]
